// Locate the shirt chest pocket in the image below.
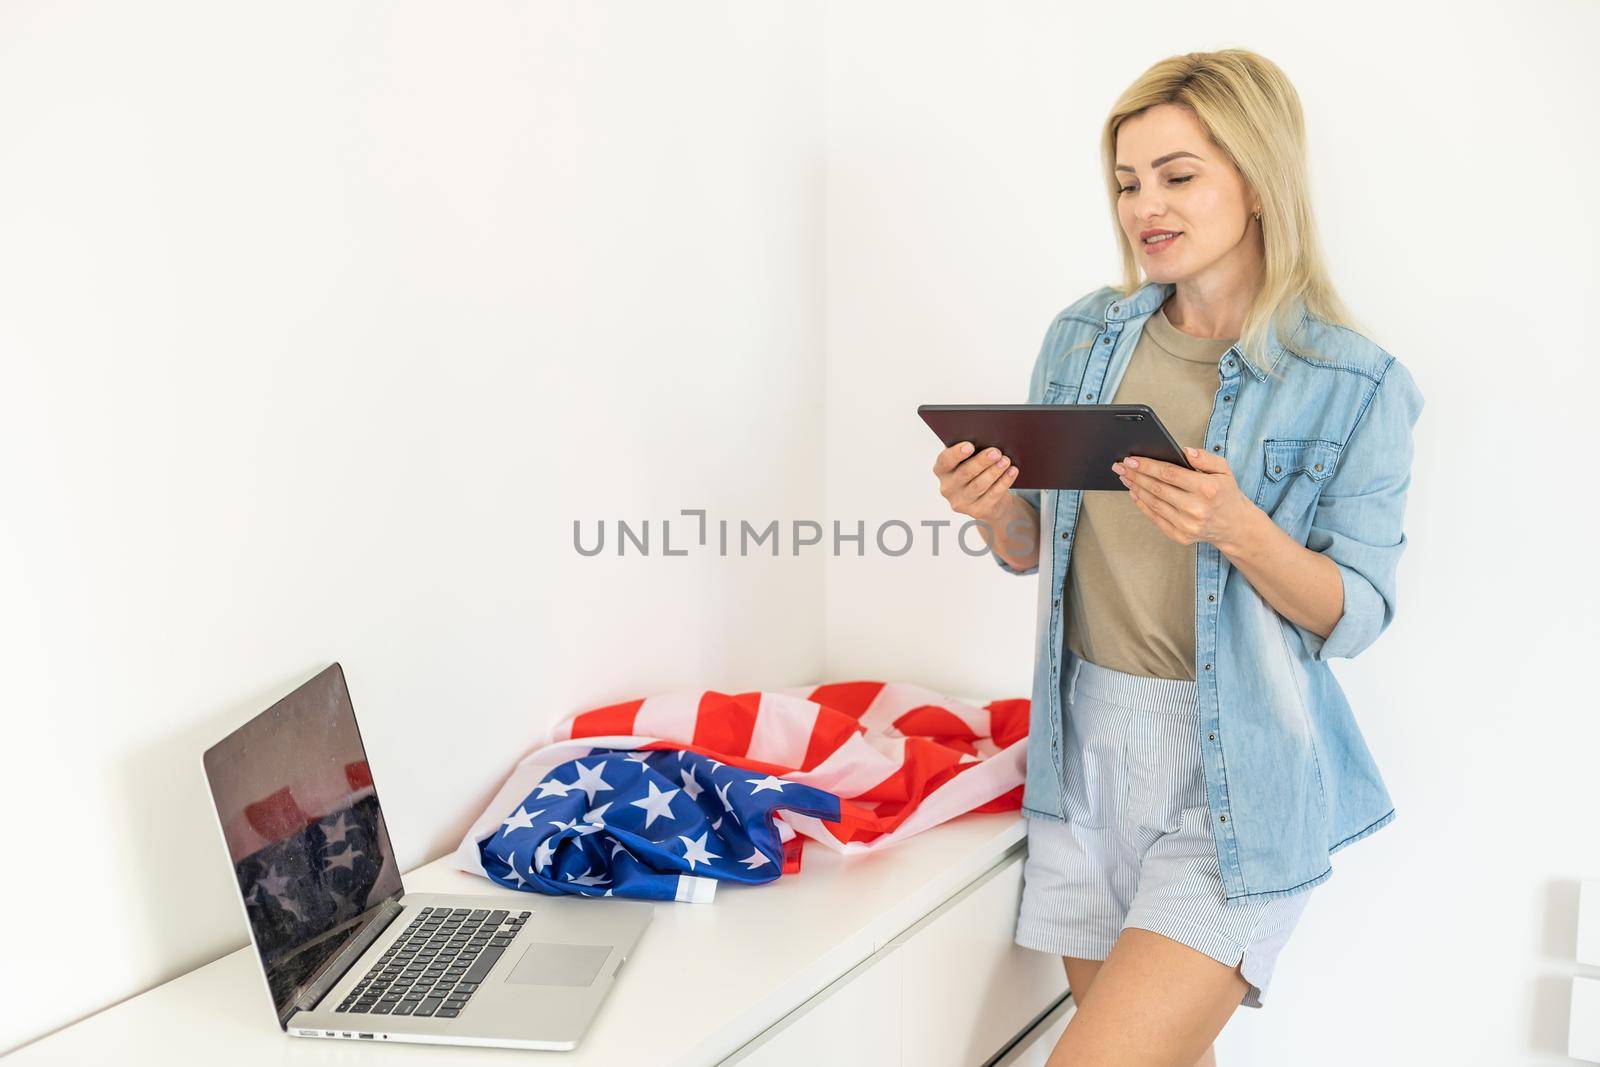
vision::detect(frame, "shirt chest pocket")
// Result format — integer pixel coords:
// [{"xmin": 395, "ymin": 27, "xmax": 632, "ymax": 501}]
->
[{"xmin": 1252, "ymin": 438, "xmax": 1342, "ymax": 533}]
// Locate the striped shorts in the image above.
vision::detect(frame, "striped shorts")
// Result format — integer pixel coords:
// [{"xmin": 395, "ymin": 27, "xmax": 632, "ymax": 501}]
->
[{"xmin": 1013, "ymin": 652, "xmax": 1314, "ymax": 1010}]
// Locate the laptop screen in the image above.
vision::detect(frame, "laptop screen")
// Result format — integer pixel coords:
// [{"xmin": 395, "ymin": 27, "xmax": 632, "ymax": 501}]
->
[{"xmin": 202, "ymin": 663, "xmax": 404, "ymax": 1026}]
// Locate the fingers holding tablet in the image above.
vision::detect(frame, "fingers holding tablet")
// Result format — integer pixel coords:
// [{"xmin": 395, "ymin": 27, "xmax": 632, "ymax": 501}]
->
[{"xmin": 932, "ymin": 440, "xmax": 1018, "ymax": 524}]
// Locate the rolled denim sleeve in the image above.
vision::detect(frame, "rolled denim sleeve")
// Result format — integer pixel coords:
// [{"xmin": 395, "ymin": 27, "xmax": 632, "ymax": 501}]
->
[
  {"xmin": 990, "ymin": 315, "xmax": 1062, "ymax": 577},
  {"xmin": 1295, "ymin": 357, "xmax": 1425, "ymax": 660}
]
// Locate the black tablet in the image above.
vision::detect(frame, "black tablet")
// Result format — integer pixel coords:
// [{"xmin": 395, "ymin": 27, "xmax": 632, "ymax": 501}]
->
[{"xmin": 918, "ymin": 403, "xmax": 1196, "ymax": 491}]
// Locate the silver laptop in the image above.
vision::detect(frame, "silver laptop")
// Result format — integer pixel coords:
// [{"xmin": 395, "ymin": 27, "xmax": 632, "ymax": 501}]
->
[{"xmin": 202, "ymin": 662, "xmax": 652, "ymax": 1049}]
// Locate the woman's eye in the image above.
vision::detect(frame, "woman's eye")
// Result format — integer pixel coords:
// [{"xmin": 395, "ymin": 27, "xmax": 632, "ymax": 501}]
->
[{"xmin": 1117, "ymin": 175, "xmax": 1194, "ymax": 195}]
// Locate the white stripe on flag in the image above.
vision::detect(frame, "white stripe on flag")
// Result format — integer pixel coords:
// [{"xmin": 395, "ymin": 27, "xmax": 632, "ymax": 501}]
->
[
  {"xmin": 633, "ymin": 690, "xmax": 701, "ymax": 743},
  {"xmin": 745, "ymin": 692, "xmax": 821, "ymax": 767},
  {"xmin": 675, "ymin": 874, "xmax": 717, "ymax": 904},
  {"xmin": 857, "ymin": 683, "xmax": 941, "ymax": 735},
  {"xmin": 792, "ymin": 733, "xmax": 908, "ymax": 796}
]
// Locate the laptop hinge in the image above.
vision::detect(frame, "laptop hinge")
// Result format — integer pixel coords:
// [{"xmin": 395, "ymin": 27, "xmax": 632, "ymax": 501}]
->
[{"xmin": 293, "ymin": 898, "xmax": 405, "ymax": 1014}]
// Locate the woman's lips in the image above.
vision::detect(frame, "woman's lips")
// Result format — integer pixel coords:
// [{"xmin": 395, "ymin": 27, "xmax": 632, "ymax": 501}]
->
[{"xmin": 1142, "ymin": 232, "xmax": 1182, "ymax": 255}]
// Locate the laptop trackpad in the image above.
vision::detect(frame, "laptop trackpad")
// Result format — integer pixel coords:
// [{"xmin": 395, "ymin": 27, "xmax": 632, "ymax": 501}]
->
[{"xmin": 505, "ymin": 942, "xmax": 612, "ymax": 987}]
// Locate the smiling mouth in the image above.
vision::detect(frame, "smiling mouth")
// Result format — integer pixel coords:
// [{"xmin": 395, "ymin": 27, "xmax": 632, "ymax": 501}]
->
[{"xmin": 1143, "ymin": 232, "xmax": 1182, "ymax": 246}]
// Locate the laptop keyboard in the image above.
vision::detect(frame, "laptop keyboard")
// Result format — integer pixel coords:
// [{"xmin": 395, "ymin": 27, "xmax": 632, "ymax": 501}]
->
[{"xmin": 336, "ymin": 906, "xmax": 529, "ymax": 1019}]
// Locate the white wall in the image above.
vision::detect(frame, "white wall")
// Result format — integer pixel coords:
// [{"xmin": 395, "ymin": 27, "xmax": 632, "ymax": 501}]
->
[
  {"xmin": 822, "ymin": 3, "xmax": 1599, "ymax": 1065},
  {"xmin": 0, "ymin": 1, "xmax": 823, "ymax": 1053}
]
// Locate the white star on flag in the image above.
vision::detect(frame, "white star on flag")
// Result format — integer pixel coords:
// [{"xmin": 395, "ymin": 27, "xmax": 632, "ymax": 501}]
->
[
  {"xmin": 630, "ymin": 780, "xmax": 680, "ymax": 828},
  {"xmin": 323, "ymin": 847, "xmax": 359, "ymax": 872},
  {"xmin": 501, "ymin": 853, "xmax": 527, "ymax": 887},
  {"xmin": 679, "ymin": 766, "xmax": 704, "ymax": 802},
  {"xmin": 582, "ymin": 802, "xmax": 612, "ymax": 827},
  {"xmin": 322, "ymin": 812, "xmax": 356, "ymax": 846},
  {"xmin": 259, "ymin": 868, "xmax": 293, "ymax": 901},
  {"xmin": 715, "ymin": 779, "xmax": 739, "ymax": 823},
  {"xmin": 738, "ymin": 847, "xmax": 771, "ymax": 870},
  {"xmin": 745, "ymin": 774, "xmax": 788, "ymax": 794},
  {"xmin": 711, "ymin": 816, "xmax": 722, "ymax": 831},
  {"xmin": 677, "ymin": 831, "xmax": 721, "ymax": 871},
  {"xmin": 610, "ymin": 840, "xmax": 631, "ymax": 860},
  {"xmin": 570, "ymin": 761, "xmax": 613, "ymax": 803},
  {"xmin": 623, "ymin": 751, "xmax": 654, "ymax": 766},
  {"xmin": 500, "ymin": 805, "xmax": 544, "ymax": 834},
  {"xmin": 534, "ymin": 776, "xmax": 574, "ymax": 799},
  {"xmin": 566, "ymin": 866, "xmax": 611, "ymax": 887},
  {"xmin": 534, "ymin": 836, "xmax": 557, "ymax": 872},
  {"xmin": 551, "ymin": 815, "xmax": 605, "ymax": 837}
]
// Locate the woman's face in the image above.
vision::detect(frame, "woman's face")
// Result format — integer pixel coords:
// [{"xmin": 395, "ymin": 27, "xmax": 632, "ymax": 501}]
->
[{"xmin": 1114, "ymin": 104, "xmax": 1259, "ymax": 286}]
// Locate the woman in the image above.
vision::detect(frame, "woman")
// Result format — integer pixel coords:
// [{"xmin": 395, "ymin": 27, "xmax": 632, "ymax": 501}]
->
[{"xmin": 931, "ymin": 50, "xmax": 1423, "ymax": 1065}]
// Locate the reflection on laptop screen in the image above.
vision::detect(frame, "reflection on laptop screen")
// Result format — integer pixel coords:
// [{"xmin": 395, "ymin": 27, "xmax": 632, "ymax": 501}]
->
[{"xmin": 203, "ymin": 663, "xmax": 404, "ymax": 1025}]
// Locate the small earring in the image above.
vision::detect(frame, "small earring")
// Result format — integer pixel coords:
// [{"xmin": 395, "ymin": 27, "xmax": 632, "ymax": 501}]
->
[{"xmin": 1252, "ymin": 210, "xmax": 1261, "ymax": 221}]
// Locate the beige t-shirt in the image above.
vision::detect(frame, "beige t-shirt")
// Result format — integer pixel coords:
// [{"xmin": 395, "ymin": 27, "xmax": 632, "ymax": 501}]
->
[{"xmin": 1063, "ymin": 301, "xmax": 1237, "ymax": 681}]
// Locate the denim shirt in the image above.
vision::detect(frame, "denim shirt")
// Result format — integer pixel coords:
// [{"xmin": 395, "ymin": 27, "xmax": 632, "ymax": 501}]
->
[{"xmin": 994, "ymin": 280, "xmax": 1424, "ymax": 902}]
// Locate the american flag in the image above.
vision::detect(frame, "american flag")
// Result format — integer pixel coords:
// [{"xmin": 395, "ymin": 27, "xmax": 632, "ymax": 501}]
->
[{"xmin": 452, "ymin": 682, "xmax": 1029, "ymax": 903}]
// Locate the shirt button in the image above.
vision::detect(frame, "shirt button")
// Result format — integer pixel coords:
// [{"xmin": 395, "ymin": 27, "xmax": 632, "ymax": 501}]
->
[
  {"xmin": 1223, "ymin": 395, "xmax": 1232, "ymax": 402},
  {"xmin": 1211, "ymin": 445, "xmax": 1221, "ymax": 452},
  {"xmin": 1204, "ymin": 663, "xmax": 1212, "ymax": 670},
  {"xmin": 1208, "ymin": 732, "xmax": 1216, "ymax": 741},
  {"xmin": 1061, "ymin": 531, "xmax": 1069, "ymax": 539},
  {"xmin": 1314, "ymin": 462, "xmax": 1322, "ymax": 471},
  {"xmin": 1101, "ymin": 337, "xmax": 1111, "ymax": 344},
  {"xmin": 1219, "ymin": 813, "xmax": 1227, "ymax": 823},
  {"xmin": 1085, "ymin": 392, "xmax": 1094, "ymax": 399},
  {"xmin": 1273, "ymin": 464, "xmax": 1282, "ymax": 473},
  {"xmin": 1110, "ymin": 305, "xmax": 1119, "ymax": 314},
  {"xmin": 1207, "ymin": 593, "xmax": 1215, "ymax": 602},
  {"xmin": 1227, "ymin": 358, "xmax": 1235, "ymax": 367},
  {"xmin": 1053, "ymin": 598, "xmax": 1060, "ymax": 608}
]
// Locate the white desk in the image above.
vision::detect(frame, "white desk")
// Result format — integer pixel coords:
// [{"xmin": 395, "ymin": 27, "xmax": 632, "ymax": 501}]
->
[{"xmin": 9, "ymin": 811, "xmax": 1073, "ymax": 1066}]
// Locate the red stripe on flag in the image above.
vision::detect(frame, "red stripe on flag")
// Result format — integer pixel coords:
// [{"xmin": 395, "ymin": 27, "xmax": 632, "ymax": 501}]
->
[
  {"xmin": 245, "ymin": 787, "xmax": 309, "ymax": 844},
  {"xmin": 691, "ymin": 691, "xmax": 759, "ymax": 757},
  {"xmin": 815, "ymin": 737, "xmax": 989, "ymax": 845},
  {"xmin": 987, "ymin": 698, "xmax": 1030, "ymax": 748},
  {"xmin": 855, "ymin": 736, "xmax": 965, "ymax": 805},
  {"xmin": 799, "ymin": 704, "xmax": 870, "ymax": 771},
  {"xmin": 892, "ymin": 703, "xmax": 978, "ymax": 757},
  {"xmin": 344, "ymin": 760, "xmax": 372, "ymax": 792},
  {"xmin": 808, "ymin": 681, "xmax": 885, "ymax": 718},
  {"xmin": 893, "ymin": 704, "xmax": 978, "ymax": 745},
  {"xmin": 816, "ymin": 798, "xmax": 888, "ymax": 845},
  {"xmin": 569, "ymin": 698, "xmax": 643, "ymax": 738},
  {"xmin": 780, "ymin": 835, "xmax": 805, "ymax": 875}
]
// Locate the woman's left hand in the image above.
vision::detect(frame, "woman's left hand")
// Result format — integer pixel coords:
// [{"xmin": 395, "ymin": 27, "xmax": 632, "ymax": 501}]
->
[{"xmin": 1112, "ymin": 446, "xmax": 1260, "ymax": 553}]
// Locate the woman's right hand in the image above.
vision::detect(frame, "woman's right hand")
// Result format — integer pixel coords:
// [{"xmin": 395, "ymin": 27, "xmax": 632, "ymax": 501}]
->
[{"xmin": 932, "ymin": 441, "xmax": 1018, "ymax": 527}]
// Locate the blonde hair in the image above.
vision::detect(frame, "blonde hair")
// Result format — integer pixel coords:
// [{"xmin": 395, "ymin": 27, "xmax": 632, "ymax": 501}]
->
[{"xmin": 1100, "ymin": 49, "xmax": 1366, "ymax": 377}]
